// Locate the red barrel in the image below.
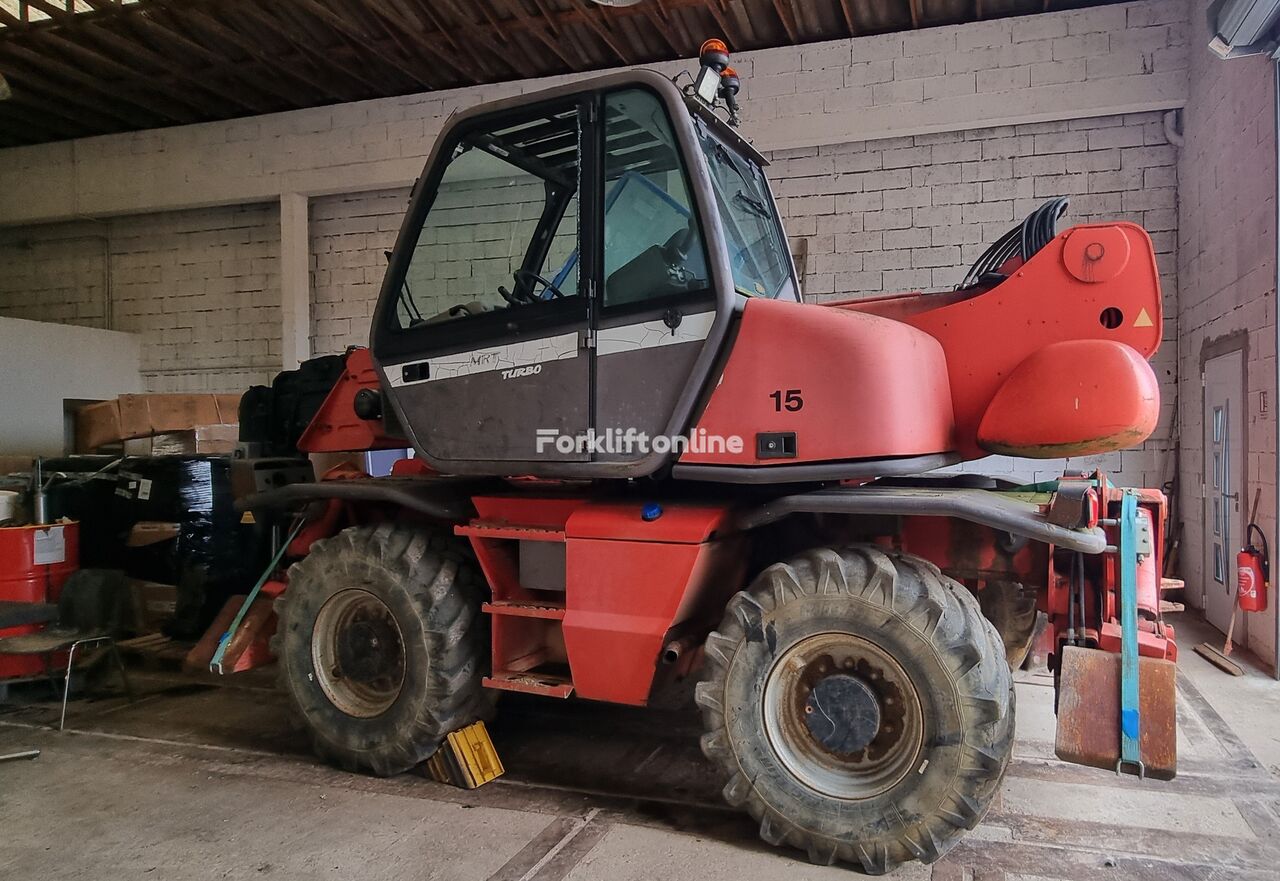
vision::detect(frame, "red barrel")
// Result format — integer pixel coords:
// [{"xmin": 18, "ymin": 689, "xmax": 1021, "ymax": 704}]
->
[{"xmin": 0, "ymin": 521, "xmax": 79, "ymax": 680}]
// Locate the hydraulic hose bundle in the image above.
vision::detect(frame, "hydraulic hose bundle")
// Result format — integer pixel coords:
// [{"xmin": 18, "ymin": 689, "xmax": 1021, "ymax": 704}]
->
[{"xmin": 959, "ymin": 197, "xmax": 1070, "ymax": 289}]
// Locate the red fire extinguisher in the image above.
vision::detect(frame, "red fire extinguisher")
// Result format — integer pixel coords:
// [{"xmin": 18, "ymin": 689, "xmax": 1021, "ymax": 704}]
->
[{"xmin": 1237, "ymin": 523, "xmax": 1270, "ymax": 613}]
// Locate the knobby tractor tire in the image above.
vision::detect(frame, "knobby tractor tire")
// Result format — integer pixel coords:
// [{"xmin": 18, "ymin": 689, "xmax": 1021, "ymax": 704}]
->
[
  {"xmin": 272, "ymin": 523, "xmax": 489, "ymax": 777},
  {"xmin": 696, "ymin": 545, "xmax": 1014, "ymax": 874},
  {"xmin": 978, "ymin": 580, "xmax": 1040, "ymax": 671}
]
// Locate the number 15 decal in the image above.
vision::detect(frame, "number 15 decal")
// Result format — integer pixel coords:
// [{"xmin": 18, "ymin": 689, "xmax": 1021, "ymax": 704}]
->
[{"xmin": 770, "ymin": 389, "xmax": 804, "ymax": 412}]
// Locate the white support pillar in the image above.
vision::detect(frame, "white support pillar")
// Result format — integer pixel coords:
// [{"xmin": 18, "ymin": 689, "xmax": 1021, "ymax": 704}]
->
[{"xmin": 279, "ymin": 191, "xmax": 311, "ymax": 371}]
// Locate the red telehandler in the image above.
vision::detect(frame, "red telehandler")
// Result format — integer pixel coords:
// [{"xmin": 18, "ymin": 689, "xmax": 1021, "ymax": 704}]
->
[{"xmin": 229, "ymin": 42, "xmax": 1178, "ymax": 874}]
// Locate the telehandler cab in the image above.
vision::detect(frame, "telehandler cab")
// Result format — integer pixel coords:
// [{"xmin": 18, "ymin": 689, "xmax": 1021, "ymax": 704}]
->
[{"xmin": 239, "ymin": 41, "xmax": 1177, "ymax": 874}]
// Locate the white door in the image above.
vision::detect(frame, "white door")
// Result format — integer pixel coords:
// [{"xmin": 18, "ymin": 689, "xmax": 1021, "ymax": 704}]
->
[{"xmin": 1202, "ymin": 350, "xmax": 1246, "ymax": 642}]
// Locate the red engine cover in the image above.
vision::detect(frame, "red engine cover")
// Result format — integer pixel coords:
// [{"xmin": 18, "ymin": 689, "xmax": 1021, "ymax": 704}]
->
[{"xmin": 681, "ymin": 298, "xmax": 955, "ymax": 465}]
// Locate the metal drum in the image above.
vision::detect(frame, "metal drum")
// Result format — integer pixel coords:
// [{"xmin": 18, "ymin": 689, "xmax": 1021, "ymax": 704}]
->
[{"xmin": 0, "ymin": 521, "xmax": 79, "ymax": 681}]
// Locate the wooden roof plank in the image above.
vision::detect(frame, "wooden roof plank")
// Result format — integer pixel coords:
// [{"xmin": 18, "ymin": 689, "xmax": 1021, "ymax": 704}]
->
[
  {"xmin": 0, "ymin": 39, "xmax": 194, "ymax": 123},
  {"xmin": 291, "ymin": 0, "xmax": 442, "ymax": 91},
  {"xmin": 179, "ymin": 6, "xmax": 334, "ymax": 105},
  {"xmin": 566, "ymin": 0, "xmax": 636, "ymax": 65},
  {"xmin": 125, "ymin": 11, "xmax": 303, "ymax": 108},
  {"xmin": 235, "ymin": 2, "xmax": 381, "ymax": 101}
]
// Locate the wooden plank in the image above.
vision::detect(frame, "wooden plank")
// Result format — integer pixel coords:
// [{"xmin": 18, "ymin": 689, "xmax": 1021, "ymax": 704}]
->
[
  {"xmin": 838, "ymin": 0, "xmax": 857, "ymax": 35},
  {"xmin": 78, "ymin": 21, "xmax": 266, "ymax": 114},
  {"xmin": 293, "ymin": 0, "xmax": 438, "ymax": 90},
  {"xmin": 181, "ymin": 4, "xmax": 355, "ymax": 103},
  {"xmin": 125, "ymin": 12, "xmax": 305, "ymax": 108},
  {"xmin": 179, "ymin": 6, "xmax": 343, "ymax": 104},
  {"xmin": 1, "ymin": 80, "xmax": 127, "ymax": 131},
  {"xmin": 0, "ymin": 40, "xmax": 190, "ymax": 123},
  {"xmin": 771, "ymin": 0, "xmax": 798, "ymax": 42},
  {"xmin": 247, "ymin": 2, "xmax": 388, "ymax": 99},
  {"xmin": 374, "ymin": 0, "xmax": 485, "ymax": 85},
  {"xmin": 567, "ymin": 0, "xmax": 636, "ymax": 64},
  {"xmin": 495, "ymin": 0, "xmax": 580, "ymax": 70}
]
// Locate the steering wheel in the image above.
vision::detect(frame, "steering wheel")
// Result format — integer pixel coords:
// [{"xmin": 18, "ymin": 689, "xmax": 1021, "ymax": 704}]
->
[{"xmin": 512, "ymin": 269, "xmax": 567, "ymax": 301}]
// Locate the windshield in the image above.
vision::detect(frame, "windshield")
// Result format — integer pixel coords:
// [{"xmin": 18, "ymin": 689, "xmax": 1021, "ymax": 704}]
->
[{"xmin": 694, "ymin": 123, "xmax": 796, "ymax": 300}]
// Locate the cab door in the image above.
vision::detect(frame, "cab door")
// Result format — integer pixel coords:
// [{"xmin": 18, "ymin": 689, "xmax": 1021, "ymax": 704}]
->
[
  {"xmin": 591, "ymin": 88, "xmax": 718, "ymax": 462},
  {"xmin": 372, "ymin": 98, "xmax": 593, "ymax": 467}
]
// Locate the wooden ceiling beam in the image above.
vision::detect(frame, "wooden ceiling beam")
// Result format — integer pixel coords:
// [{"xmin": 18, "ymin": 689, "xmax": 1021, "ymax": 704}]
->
[
  {"xmin": 2, "ymin": 79, "xmax": 128, "ymax": 131},
  {"xmin": 77, "ymin": 21, "xmax": 269, "ymax": 114},
  {"xmin": 0, "ymin": 40, "xmax": 194, "ymax": 123},
  {"xmin": 275, "ymin": 1, "xmax": 402, "ymax": 95},
  {"xmin": 290, "ymin": 0, "xmax": 440, "ymax": 91},
  {"xmin": 652, "ymin": 0, "xmax": 695, "ymax": 55},
  {"xmin": 699, "ymin": 0, "xmax": 745, "ymax": 51},
  {"xmin": 124, "ymin": 12, "xmax": 302, "ymax": 108},
  {"xmin": 348, "ymin": 0, "xmax": 444, "ymax": 88},
  {"xmin": 435, "ymin": 0, "xmax": 528, "ymax": 79},
  {"xmin": 0, "ymin": 58, "xmax": 152, "ymax": 125},
  {"xmin": 400, "ymin": 0, "xmax": 489, "ymax": 83},
  {"xmin": 640, "ymin": 4, "xmax": 682, "ymax": 57},
  {"xmin": 0, "ymin": 100, "xmax": 87, "ymax": 141},
  {"xmin": 179, "ymin": 7, "xmax": 334, "ymax": 105},
  {"xmin": 496, "ymin": 0, "xmax": 581, "ymax": 72},
  {"xmin": 567, "ymin": 0, "xmax": 636, "ymax": 65},
  {"xmin": 234, "ymin": 3, "xmax": 381, "ymax": 101},
  {"xmin": 772, "ymin": 0, "xmax": 799, "ymax": 43},
  {"xmin": 838, "ymin": 0, "xmax": 858, "ymax": 35},
  {"xmin": 19, "ymin": 0, "xmax": 73, "ymax": 23},
  {"xmin": 13, "ymin": 21, "xmax": 214, "ymax": 118},
  {"xmin": 908, "ymin": 0, "xmax": 921, "ymax": 28},
  {"xmin": 469, "ymin": 0, "xmax": 547, "ymax": 80}
]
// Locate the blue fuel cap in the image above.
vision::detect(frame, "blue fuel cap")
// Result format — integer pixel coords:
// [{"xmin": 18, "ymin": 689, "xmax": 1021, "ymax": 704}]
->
[{"xmin": 641, "ymin": 502, "xmax": 663, "ymax": 522}]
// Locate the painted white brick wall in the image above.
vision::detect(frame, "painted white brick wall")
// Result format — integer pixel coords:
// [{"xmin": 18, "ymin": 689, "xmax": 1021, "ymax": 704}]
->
[
  {"xmin": 0, "ymin": 205, "xmax": 281, "ymax": 393},
  {"xmin": 1176, "ymin": 0, "xmax": 1277, "ymax": 663}
]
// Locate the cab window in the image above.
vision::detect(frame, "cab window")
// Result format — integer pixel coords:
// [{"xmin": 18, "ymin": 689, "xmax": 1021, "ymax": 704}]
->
[
  {"xmin": 393, "ymin": 106, "xmax": 580, "ymax": 329},
  {"xmin": 696, "ymin": 125, "xmax": 796, "ymax": 301},
  {"xmin": 600, "ymin": 89, "xmax": 710, "ymax": 309}
]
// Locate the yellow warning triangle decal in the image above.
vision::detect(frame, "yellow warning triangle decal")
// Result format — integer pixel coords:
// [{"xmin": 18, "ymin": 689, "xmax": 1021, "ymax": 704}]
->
[{"xmin": 1133, "ymin": 307, "xmax": 1153, "ymax": 328}]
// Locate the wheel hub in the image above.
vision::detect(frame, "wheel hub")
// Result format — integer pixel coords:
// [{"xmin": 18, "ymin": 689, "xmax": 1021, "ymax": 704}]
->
[
  {"xmin": 804, "ymin": 673, "xmax": 881, "ymax": 754},
  {"xmin": 763, "ymin": 632, "xmax": 924, "ymax": 800},
  {"xmin": 312, "ymin": 588, "xmax": 406, "ymax": 719},
  {"xmin": 336, "ymin": 615, "xmax": 401, "ymax": 685}
]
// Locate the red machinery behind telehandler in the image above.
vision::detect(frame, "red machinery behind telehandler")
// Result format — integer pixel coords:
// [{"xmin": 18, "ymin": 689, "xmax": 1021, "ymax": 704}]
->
[{"xmin": 231, "ymin": 43, "xmax": 1178, "ymax": 874}]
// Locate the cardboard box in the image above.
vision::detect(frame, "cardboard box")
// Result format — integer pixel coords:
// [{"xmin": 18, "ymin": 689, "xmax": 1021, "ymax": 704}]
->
[
  {"xmin": 123, "ymin": 424, "xmax": 239, "ymax": 456},
  {"xmin": 76, "ymin": 394, "xmax": 241, "ymax": 452},
  {"xmin": 0, "ymin": 455, "xmax": 33, "ymax": 476},
  {"xmin": 128, "ymin": 578, "xmax": 178, "ymax": 634}
]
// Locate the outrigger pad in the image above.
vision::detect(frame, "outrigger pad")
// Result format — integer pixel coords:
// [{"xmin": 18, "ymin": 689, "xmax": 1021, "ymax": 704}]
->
[{"xmin": 1055, "ymin": 645, "xmax": 1177, "ymax": 780}]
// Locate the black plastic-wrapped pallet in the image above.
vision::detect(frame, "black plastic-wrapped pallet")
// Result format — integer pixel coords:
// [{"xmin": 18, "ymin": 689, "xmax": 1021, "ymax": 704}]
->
[{"xmin": 113, "ymin": 456, "xmax": 260, "ymax": 638}]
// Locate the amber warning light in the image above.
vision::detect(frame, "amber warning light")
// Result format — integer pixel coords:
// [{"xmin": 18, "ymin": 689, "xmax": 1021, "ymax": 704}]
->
[{"xmin": 690, "ymin": 38, "xmax": 742, "ymax": 126}]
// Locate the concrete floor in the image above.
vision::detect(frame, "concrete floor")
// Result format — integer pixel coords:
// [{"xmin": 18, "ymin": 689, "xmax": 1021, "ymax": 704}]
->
[{"xmin": 2, "ymin": 611, "xmax": 1279, "ymax": 881}]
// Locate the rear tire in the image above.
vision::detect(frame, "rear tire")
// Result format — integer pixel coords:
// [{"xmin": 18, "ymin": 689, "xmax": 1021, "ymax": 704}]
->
[
  {"xmin": 273, "ymin": 523, "xmax": 489, "ymax": 776},
  {"xmin": 696, "ymin": 545, "xmax": 1013, "ymax": 874}
]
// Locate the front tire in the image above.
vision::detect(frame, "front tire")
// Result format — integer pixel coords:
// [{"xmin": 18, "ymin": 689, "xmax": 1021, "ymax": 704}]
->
[
  {"xmin": 696, "ymin": 545, "xmax": 1013, "ymax": 874},
  {"xmin": 273, "ymin": 523, "xmax": 489, "ymax": 777}
]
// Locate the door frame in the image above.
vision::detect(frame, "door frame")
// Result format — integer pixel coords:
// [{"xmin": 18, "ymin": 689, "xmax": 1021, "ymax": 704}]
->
[{"xmin": 1200, "ymin": 332, "xmax": 1250, "ymax": 639}]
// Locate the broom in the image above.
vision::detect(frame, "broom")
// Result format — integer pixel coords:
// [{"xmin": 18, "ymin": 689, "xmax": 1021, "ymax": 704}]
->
[{"xmin": 1193, "ymin": 488, "xmax": 1262, "ymax": 676}]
